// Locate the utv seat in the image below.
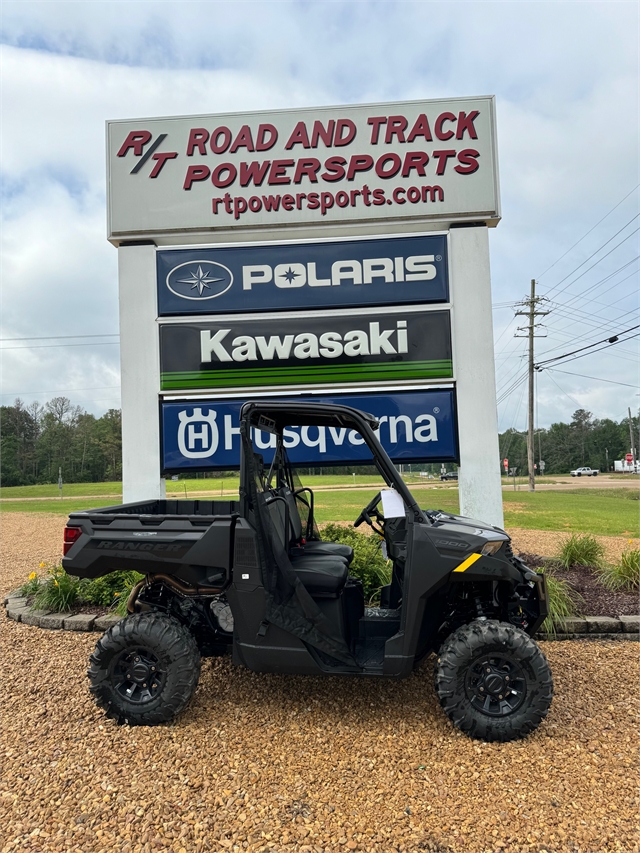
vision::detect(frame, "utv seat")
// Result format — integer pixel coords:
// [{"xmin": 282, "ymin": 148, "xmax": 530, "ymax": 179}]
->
[
  {"xmin": 265, "ymin": 494, "xmax": 349, "ymax": 598},
  {"xmin": 279, "ymin": 487, "xmax": 354, "ymax": 564},
  {"xmin": 289, "ymin": 555, "xmax": 348, "ymax": 597}
]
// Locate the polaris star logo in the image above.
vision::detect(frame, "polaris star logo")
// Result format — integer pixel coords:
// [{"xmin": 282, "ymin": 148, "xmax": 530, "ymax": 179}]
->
[{"xmin": 166, "ymin": 260, "xmax": 233, "ymax": 301}]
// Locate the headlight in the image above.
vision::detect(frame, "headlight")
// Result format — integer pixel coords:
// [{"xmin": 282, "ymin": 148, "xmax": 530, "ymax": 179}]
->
[{"xmin": 481, "ymin": 541, "xmax": 503, "ymax": 556}]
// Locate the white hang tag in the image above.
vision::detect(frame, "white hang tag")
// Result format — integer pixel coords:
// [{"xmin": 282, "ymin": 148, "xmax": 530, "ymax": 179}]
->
[{"xmin": 380, "ymin": 488, "xmax": 405, "ymax": 519}]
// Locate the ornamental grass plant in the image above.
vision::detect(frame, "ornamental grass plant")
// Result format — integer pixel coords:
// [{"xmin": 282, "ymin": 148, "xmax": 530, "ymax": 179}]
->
[
  {"xmin": 33, "ymin": 565, "xmax": 81, "ymax": 612},
  {"xmin": 556, "ymin": 533, "xmax": 605, "ymax": 569},
  {"xmin": 538, "ymin": 564, "xmax": 584, "ymax": 635},
  {"xmin": 595, "ymin": 547, "xmax": 640, "ymax": 592},
  {"xmin": 23, "ymin": 565, "xmax": 145, "ymax": 614},
  {"xmin": 78, "ymin": 570, "xmax": 144, "ymax": 608}
]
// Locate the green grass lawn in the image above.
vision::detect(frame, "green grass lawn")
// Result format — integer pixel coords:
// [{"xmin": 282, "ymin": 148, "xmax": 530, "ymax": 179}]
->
[
  {"xmin": 0, "ymin": 481, "xmax": 124, "ymax": 499},
  {"xmin": 312, "ymin": 486, "xmax": 639, "ymax": 537},
  {"xmin": 2, "ymin": 478, "xmax": 637, "ymax": 538},
  {"xmin": 501, "ymin": 488, "xmax": 639, "ymax": 537}
]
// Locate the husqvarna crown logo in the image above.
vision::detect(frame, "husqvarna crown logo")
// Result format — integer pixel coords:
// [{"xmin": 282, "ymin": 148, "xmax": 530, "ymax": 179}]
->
[
  {"xmin": 167, "ymin": 261, "xmax": 233, "ymax": 301},
  {"xmin": 177, "ymin": 409, "xmax": 219, "ymax": 458}
]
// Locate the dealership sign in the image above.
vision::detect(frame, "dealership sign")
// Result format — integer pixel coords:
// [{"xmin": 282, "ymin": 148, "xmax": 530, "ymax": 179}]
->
[
  {"xmin": 161, "ymin": 389, "xmax": 457, "ymax": 471},
  {"xmin": 107, "ymin": 96, "xmax": 499, "ymax": 240},
  {"xmin": 159, "ymin": 308, "xmax": 452, "ymax": 392},
  {"xmin": 157, "ymin": 233, "xmax": 448, "ymax": 315}
]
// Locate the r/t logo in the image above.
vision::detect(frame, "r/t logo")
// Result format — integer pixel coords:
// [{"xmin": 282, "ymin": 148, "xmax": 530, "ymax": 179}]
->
[
  {"xmin": 117, "ymin": 131, "xmax": 178, "ymax": 178},
  {"xmin": 177, "ymin": 409, "xmax": 219, "ymax": 459}
]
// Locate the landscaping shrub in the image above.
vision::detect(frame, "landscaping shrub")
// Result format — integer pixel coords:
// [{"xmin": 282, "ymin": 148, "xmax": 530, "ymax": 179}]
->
[
  {"xmin": 538, "ymin": 564, "xmax": 583, "ymax": 635},
  {"xmin": 556, "ymin": 533, "xmax": 605, "ymax": 569},
  {"xmin": 112, "ymin": 573, "xmax": 146, "ymax": 616},
  {"xmin": 79, "ymin": 570, "xmax": 144, "ymax": 608},
  {"xmin": 33, "ymin": 565, "xmax": 81, "ymax": 612},
  {"xmin": 321, "ymin": 523, "xmax": 391, "ymax": 602},
  {"xmin": 20, "ymin": 570, "xmax": 42, "ymax": 598},
  {"xmin": 596, "ymin": 548, "xmax": 640, "ymax": 592},
  {"xmin": 23, "ymin": 566, "xmax": 145, "ymax": 613}
]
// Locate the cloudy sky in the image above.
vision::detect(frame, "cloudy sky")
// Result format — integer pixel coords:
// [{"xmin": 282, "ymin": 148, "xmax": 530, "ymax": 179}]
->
[{"xmin": 1, "ymin": 0, "xmax": 638, "ymax": 431}]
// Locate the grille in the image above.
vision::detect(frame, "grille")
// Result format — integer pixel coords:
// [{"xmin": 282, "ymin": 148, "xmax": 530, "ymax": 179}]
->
[{"xmin": 234, "ymin": 528, "xmax": 259, "ymax": 568}]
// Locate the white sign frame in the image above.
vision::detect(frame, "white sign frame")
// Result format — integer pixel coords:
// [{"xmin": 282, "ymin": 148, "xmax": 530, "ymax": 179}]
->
[{"xmin": 107, "ymin": 96, "xmax": 500, "ymax": 243}]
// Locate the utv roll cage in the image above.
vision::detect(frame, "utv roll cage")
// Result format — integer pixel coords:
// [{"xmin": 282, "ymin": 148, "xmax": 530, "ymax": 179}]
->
[{"xmin": 238, "ymin": 400, "xmax": 427, "ymax": 524}]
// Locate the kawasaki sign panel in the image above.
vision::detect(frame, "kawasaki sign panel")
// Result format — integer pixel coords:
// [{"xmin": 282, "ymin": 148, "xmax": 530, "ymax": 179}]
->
[
  {"xmin": 161, "ymin": 389, "xmax": 458, "ymax": 471},
  {"xmin": 159, "ymin": 308, "xmax": 452, "ymax": 392},
  {"xmin": 157, "ymin": 233, "xmax": 448, "ymax": 315},
  {"xmin": 107, "ymin": 96, "xmax": 500, "ymax": 241}
]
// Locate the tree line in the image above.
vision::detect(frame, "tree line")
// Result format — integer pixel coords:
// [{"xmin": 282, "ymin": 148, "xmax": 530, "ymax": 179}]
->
[
  {"xmin": 1, "ymin": 398, "xmax": 636, "ymax": 486},
  {"xmin": 1, "ymin": 398, "xmax": 122, "ymax": 486},
  {"xmin": 499, "ymin": 408, "xmax": 638, "ymax": 476}
]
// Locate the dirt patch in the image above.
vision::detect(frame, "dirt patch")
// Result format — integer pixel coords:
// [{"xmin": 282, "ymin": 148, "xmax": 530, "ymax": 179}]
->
[{"xmin": 518, "ymin": 553, "xmax": 638, "ymax": 617}]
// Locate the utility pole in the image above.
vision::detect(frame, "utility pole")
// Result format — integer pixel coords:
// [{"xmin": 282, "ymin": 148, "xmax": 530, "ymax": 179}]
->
[
  {"xmin": 629, "ymin": 407, "xmax": 637, "ymax": 466},
  {"xmin": 515, "ymin": 280, "xmax": 549, "ymax": 492}
]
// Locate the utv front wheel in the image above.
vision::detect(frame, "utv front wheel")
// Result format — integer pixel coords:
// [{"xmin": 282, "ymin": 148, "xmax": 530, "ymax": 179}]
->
[
  {"xmin": 434, "ymin": 619, "xmax": 553, "ymax": 742},
  {"xmin": 88, "ymin": 613, "xmax": 201, "ymax": 726}
]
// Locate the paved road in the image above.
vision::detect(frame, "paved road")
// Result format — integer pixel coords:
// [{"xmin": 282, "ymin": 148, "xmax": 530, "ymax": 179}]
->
[{"xmin": 1, "ymin": 474, "xmax": 637, "ymax": 501}]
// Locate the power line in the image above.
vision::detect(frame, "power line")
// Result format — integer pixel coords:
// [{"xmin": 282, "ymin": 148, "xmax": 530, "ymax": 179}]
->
[
  {"xmin": 536, "ymin": 184, "xmax": 640, "ymax": 280},
  {"xmin": 0, "ymin": 334, "xmax": 119, "ymax": 342},
  {"xmin": 543, "ymin": 212, "xmax": 639, "ymax": 295},
  {"xmin": 543, "ymin": 259, "xmax": 639, "ymax": 323},
  {"xmin": 544, "ymin": 371, "xmax": 583, "ymax": 411},
  {"xmin": 548, "ymin": 368, "xmax": 639, "ymax": 389},
  {"xmin": 535, "ymin": 324, "xmax": 640, "ymax": 368},
  {"xmin": 545, "ymin": 334, "xmax": 640, "ymax": 369},
  {"xmin": 544, "ymin": 226, "xmax": 640, "ymax": 300},
  {"xmin": 538, "ymin": 304, "xmax": 640, "ymax": 360},
  {"xmin": 1, "ymin": 342, "xmax": 121, "ymax": 351},
  {"xmin": 536, "ymin": 327, "xmax": 638, "ymax": 366},
  {"xmin": 497, "ymin": 371, "xmax": 528, "ymax": 405},
  {"xmin": 1, "ymin": 385, "xmax": 121, "ymax": 398}
]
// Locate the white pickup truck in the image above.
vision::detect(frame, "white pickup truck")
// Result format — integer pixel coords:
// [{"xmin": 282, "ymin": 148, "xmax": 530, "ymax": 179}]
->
[{"xmin": 570, "ymin": 466, "xmax": 599, "ymax": 477}]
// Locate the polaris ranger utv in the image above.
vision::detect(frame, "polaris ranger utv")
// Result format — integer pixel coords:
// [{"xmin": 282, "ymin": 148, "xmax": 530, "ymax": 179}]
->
[{"xmin": 63, "ymin": 401, "xmax": 553, "ymax": 741}]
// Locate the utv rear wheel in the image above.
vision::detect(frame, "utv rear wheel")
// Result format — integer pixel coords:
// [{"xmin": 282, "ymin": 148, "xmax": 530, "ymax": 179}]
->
[
  {"xmin": 88, "ymin": 613, "xmax": 201, "ymax": 726},
  {"xmin": 434, "ymin": 619, "xmax": 553, "ymax": 742}
]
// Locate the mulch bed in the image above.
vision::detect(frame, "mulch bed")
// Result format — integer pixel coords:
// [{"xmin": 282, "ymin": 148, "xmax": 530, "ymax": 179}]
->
[{"xmin": 519, "ymin": 552, "xmax": 639, "ymax": 617}]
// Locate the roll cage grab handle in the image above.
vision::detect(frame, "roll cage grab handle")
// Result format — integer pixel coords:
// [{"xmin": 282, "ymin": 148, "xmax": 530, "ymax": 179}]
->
[{"xmin": 239, "ymin": 401, "xmax": 427, "ymax": 525}]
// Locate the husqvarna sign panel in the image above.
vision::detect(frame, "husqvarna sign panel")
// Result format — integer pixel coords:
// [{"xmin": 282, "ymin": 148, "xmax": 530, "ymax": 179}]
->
[
  {"xmin": 159, "ymin": 308, "xmax": 452, "ymax": 392},
  {"xmin": 161, "ymin": 389, "xmax": 457, "ymax": 471},
  {"xmin": 156, "ymin": 233, "xmax": 448, "ymax": 315},
  {"xmin": 107, "ymin": 97, "xmax": 499, "ymax": 240}
]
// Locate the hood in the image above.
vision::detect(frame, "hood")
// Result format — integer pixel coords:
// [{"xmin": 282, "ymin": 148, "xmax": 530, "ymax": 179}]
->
[{"xmin": 424, "ymin": 509, "xmax": 509, "ymax": 543}]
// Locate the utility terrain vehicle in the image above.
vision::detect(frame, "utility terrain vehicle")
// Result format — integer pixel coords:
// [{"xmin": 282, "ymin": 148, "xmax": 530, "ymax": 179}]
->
[{"xmin": 63, "ymin": 401, "xmax": 553, "ymax": 741}]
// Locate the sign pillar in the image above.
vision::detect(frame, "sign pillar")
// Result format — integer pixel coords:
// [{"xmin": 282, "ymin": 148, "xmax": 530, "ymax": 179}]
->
[
  {"xmin": 118, "ymin": 243, "xmax": 166, "ymax": 502},
  {"xmin": 450, "ymin": 225, "xmax": 504, "ymax": 528}
]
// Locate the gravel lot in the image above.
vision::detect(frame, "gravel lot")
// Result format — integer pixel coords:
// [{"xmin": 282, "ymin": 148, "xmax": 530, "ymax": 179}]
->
[{"xmin": 2, "ymin": 514, "xmax": 639, "ymax": 853}]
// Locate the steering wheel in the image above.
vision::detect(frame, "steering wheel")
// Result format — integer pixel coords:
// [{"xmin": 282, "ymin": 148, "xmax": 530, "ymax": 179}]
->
[{"xmin": 354, "ymin": 492, "xmax": 384, "ymax": 533}]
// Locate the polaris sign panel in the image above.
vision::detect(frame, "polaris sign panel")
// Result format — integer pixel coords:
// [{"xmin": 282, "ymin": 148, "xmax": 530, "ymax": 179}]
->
[
  {"xmin": 107, "ymin": 96, "xmax": 500, "ymax": 240},
  {"xmin": 157, "ymin": 233, "xmax": 448, "ymax": 316},
  {"xmin": 159, "ymin": 308, "xmax": 452, "ymax": 392},
  {"xmin": 161, "ymin": 389, "xmax": 457, "ymax": 471}
]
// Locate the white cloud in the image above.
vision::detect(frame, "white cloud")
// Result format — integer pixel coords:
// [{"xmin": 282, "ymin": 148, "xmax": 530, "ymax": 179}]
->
[{"xmin": 1, "ymin": 0, "xmax": 638, "ymax": 423}]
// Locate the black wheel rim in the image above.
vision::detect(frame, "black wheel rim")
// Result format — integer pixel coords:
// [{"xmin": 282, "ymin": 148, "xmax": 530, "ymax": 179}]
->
[
  {"xmin": 111, "ymin": 647, "xmax": 166, "ymax": 705},
  {"xmin": 464, "ymin": 653, "xmax": 527, "ymax": 717}
]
